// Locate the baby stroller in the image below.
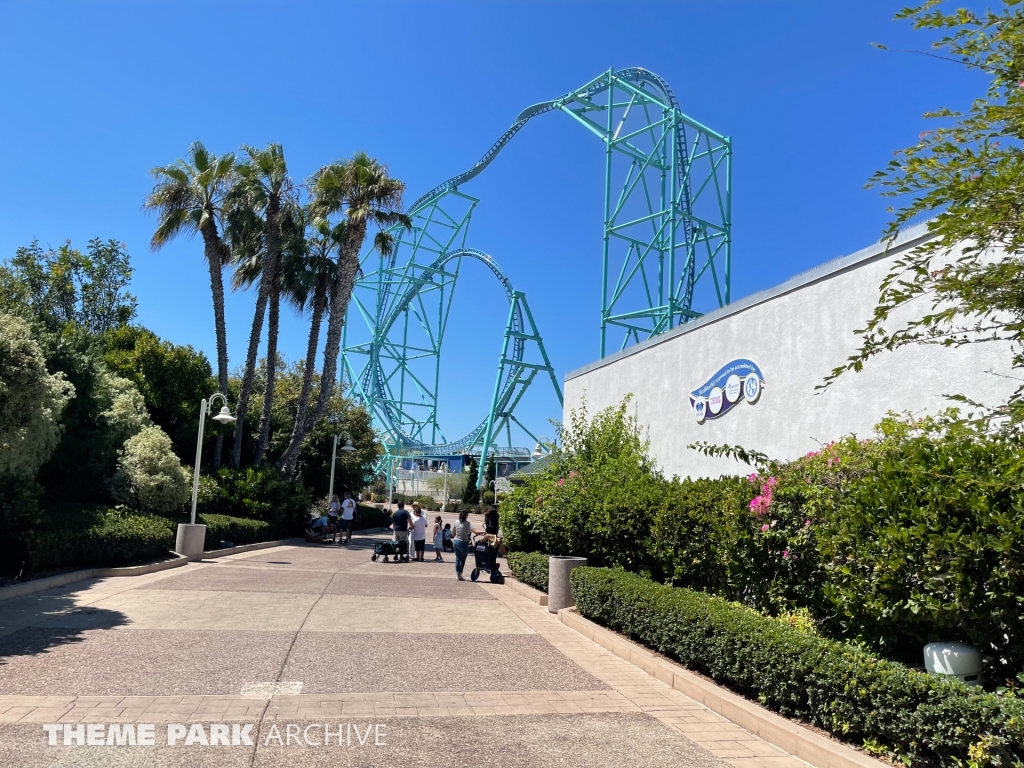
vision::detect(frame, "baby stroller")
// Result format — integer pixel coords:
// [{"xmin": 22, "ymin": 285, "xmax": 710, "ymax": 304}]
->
[
  {"xmin": 371, "ymin": 538, "xmax": 409, "ymax": 563},
  {"xmin": 470, "ymin": 533, "xmax": 505, "ymax": 584}
]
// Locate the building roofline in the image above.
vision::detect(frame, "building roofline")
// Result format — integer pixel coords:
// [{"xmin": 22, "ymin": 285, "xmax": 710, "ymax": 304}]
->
[{"xmin": 565, "ymin": 222, "xmax": 935, "ymax": 382}]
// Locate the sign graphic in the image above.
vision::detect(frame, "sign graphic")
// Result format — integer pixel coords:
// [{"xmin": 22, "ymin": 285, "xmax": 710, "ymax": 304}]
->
[{"xmin": 689, "ymin": 359, "xmax": 765, "ymax": 422}]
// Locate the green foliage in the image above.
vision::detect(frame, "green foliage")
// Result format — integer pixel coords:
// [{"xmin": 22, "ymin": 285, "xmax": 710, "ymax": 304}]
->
[
  {"xmin": 572, "ymin": 567, "xmax": 1024, "ymax": 768},
  {"xmin": 0, "ymin": 313, "xmax": 74, "ymax": 477},
  {"xmin": 500, "ymin": 397, "xmax": 662, "ymax": 572},
  {"xmin": 353, "ymin": 503, "xmax": 390, "ymax": 530},
  {"xmin": 506, "ymin": 551, "xmax": 548, "ymax": 592},
  {"xmin": 197, "ymin": 513, "xmax": 272, "ymax": 549},
  {"xmin": 27, "ymin": 505, "xmax": 175, "ymax": 572},
  {"xmin": 0, "ymin": 239, "xmax": 136, "ymax": 333},
  {"xmin": 198, "ymin": 466, "xmax": 312, "ymax": 535},
  {"xmin": 108, "ymin": 426, "xmax": 190, "ymax": 514},
  {"xmin": 818, "ymin": 415, "xmax": 1024, "ymax": 678},
  {"xmin": 103, "ymin": 326, "xmax": 214, "ymax": 462},
  {"xmin": 235, "ymin": 357, "xmax": 379, "ymax": 494},
  {"xmin": 462, "ymin": 457, "xmax": 479, "ymax": 504},
  {"xmin": 825, "ymin": 3, "xmax": 1024, "ymax": 423}
]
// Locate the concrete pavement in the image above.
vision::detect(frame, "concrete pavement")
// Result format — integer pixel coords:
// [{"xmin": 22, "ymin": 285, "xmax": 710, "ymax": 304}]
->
[{"xmin": 0, "ymin": 530, "xmax": 812, "ymax": 767}]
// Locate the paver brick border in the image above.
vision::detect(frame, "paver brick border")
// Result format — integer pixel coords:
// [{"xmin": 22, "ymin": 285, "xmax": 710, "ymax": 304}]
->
[
  {"xmin": 557, "ymin": 607, "xmax": 884, "ymax": 768},
  {"xmin": 505, "ymin": 577, "xmax": 548, "ymax": 606},
  {"xmin": 0, "ymin": 538, "xmax": 304, "ymax": 602}
]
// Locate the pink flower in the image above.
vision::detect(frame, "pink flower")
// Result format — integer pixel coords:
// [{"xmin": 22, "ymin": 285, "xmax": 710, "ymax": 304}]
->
[
  {"xmin": 568, "ymin": 471, "xmax": 577, "ymax": 479},
  {"xmin": 1018, "ymin": 79, "xmax": 1024, "ymax": 87},
  {"xmin": 804, "ymin": 519, "xmax": 811, "ymax": 527},
  {"xmin": 764, "ymin": 476, "xmax": 778, "ymax": 488},
  {"xmin": 761, "ymin": 524, "xmax": 769, "ymax": 532},
  {"xmin": 805, "ymin": 450, "xmax": 819, "ymax": 458},
  {"xmin": 557, "ymin": 478, "xmax": 565, "ymax": 487},
  {"xmin": 535, "ymin": 496, "xmax": 543, "ymax": 504},
  {"xmin": 782, "ymin": 550, "xmax": 790, "ymax": 560},
  {"xmin": 746, "ymin": 472, "xmax": 758, "ymax": 483}
]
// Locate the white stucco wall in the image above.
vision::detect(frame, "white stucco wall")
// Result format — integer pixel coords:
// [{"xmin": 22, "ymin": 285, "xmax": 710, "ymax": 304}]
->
[{"xmin": 563, "ymin": 224, "xmax": 1017, "ymax": 479}]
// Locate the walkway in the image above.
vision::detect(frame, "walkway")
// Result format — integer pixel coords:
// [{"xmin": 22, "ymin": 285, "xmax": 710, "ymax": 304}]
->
[{"xmin": 0, "ymin": 530, "xmax": 811, "ymax": 767}]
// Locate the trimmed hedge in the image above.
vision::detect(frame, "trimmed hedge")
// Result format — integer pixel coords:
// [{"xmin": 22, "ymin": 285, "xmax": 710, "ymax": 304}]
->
[
  {"xmin": 571, "ymin": 567, "xmax": 1024, "ymax": 768},
  {"xmin": 507, "ymin": 552, "xmax": 548, "ymax": 592},
  {"xmin": 353, "ymin": 504, "xmax": 390, "ymax": 530},
  {"xmin": 199, "ymin": 513, "xmax": 272, "ymax": 549},
  {"xmin": 29, "ymin": 507, "xmax": 174, "ymax": 571}
]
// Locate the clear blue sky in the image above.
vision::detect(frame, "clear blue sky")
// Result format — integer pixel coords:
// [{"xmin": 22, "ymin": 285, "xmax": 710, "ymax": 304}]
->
[{"xmin": 0, "ymin": 1, "xmax": 982, "ymax": 447}]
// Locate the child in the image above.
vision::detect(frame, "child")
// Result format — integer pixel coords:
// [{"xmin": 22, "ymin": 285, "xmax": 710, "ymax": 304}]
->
[
  {"xmin": 432, "ymin": 515, "xmax": 445, "ymax": 562},
  {"xmin": 442, "ymin": 523, "xmax": 453, "ymax": 552}
]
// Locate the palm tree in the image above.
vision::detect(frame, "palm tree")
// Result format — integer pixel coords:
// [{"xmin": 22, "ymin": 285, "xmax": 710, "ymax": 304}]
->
[
  {"xmin": 276, "ymin": 153, "xmax": 411, "ymax": 471},
  {"xmin": 275, "ymin": 214, "xmax": 344, "ymax": 475},
  {"xmin": 226, "ymin": 143, "xmax": 295, "ymax": 468},
  {"xmin": 143, "ymin": 141, "xmax": 235, "ymax": 468}
]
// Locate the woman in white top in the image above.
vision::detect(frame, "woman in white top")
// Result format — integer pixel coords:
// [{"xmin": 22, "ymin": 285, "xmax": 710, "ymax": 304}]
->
[
  {"xmin": 327, "ymin": 495, "xmax": 341, "ymax": 543},
  {"xmin": 409, "ymin": 504, "xmax": 428, "ymax": 562},
  {"xmin": 431, "ymin": 515, "xmax": 444, "ymax": 562}
]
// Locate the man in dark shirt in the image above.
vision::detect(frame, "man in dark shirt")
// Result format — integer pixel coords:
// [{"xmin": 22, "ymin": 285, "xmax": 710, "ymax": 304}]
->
[{"xmin": 391, "ymin": 502, "xmax": 411, "ymax": 560}]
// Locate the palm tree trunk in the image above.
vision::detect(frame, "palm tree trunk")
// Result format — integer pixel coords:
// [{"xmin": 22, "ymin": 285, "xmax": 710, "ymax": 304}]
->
[
  {"xmin": 278, "ymin": 221, "xmax": 366, "ymax": 468},
  {"xmin": 201, "ymin": 223, "xmax": 229, "ymax": 469},
  {"xmin": 252, "ymin": 257, "xmax": 280, "ymax": 466},
  {"xmin": 277, "ymin": 269, "xmax": 327, "ymax": 475},
  {"xmin": 231, "ymin": 274, "xmax": 269, "ymax": 468},
  {"xmin": 252, "ymin": 200, "xmax": 283, "ymax": 468}
]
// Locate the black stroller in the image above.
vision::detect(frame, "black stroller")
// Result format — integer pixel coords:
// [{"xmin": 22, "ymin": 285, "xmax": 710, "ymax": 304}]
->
[
  {"xmin": 470, "ymin": 533, "xmax": 505, "ymax": 584},
  {"xmin": 372, "ymin": 538, "xmax": 409, "ymax": 563}
]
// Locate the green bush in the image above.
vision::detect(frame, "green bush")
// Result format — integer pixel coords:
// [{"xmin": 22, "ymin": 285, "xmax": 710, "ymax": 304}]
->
[
  {"xmin": 413, "ymin": 495, "xmax": 440, "ymax": 512},
  {"xmin": 572, "ymin": 567, "xmax": 1024, "ymax": 768},
  {"xmin": 198, "ymin": 513, "xmax": 273, "ymax": 549},
  {"xmin": 198, "ymin": 467, "xmax": 312, "ymax": 536},
  {"xmin": 353, "ymin": 503, "xmax": 389, "ymax": 530},
  {"xmin": 507, "ymin": 551, "xmax": 548, "ymax": 592},
  {"xmin": 28, "ymin": 506, "xmax": 174, "ymax": 572},
  {"xmin": 109, "ymin": 425, "xmax": 190, "ymax": 513}
]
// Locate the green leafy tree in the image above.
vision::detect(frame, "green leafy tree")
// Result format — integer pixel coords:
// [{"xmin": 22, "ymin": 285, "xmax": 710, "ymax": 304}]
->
[
  {"xmin": 109, "ymin": 425, "xmax": 190, "ymax": 513},
  {"xmin": 0, "ymin": 239, "xmax": 136, "ymax": 332},
  {"xmin": 462, "ymin": 457, "xmax": 479, "ymax": 504},
  {"xmin": 144, "ymin": 141, "xmax": 235, "ymax": 467},
  {"xmin": 103, "ymin": 326, "xmax": 215, "ymax": 462},
  {"xmin": 0, "ymin": 314, "xmax": 74, "ymax": 478},
  {"xmin": 826, "ymin": 2, "xmax": 1024, "ymax": 421}
]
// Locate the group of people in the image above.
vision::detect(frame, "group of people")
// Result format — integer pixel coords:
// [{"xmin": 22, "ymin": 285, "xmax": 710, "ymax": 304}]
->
[
  {"xmin": 307, "ymin": 492, "xmax": 356, "ymax": 544},
  {"xmin": 389, "ymin": 501, "xmax": 499, "ymax": 580}
]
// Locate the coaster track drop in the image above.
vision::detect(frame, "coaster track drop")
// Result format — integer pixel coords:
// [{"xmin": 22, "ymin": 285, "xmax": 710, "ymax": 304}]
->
[{"xmin": 342, "ymin": 67, "xmax": 732, "ymax": 485}]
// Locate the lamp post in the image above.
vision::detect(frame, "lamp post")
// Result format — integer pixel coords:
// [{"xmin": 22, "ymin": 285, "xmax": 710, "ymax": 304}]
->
[
  {"xmin": 439, "ymin": 461, "xmax": 449, "ymax": 512},
  {"xmin": 328, "ymin": 432, "xmax": 356, "ymax": 502},
  {"xmin": 179, "ymin": 393, "xmax": 235, "ymax": 557}
]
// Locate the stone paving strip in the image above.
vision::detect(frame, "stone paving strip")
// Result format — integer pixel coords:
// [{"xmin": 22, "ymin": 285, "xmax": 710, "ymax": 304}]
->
[{"xmin": 479, "ymin": 583, "xmax": 812, "ymax": 768}]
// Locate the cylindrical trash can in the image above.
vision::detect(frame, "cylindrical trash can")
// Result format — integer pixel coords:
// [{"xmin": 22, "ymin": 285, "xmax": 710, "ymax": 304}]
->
[
  {"xmin": 175, "ymin": 523, "xmax": 207, "ymax": 558},
  {"xmin": 924, "ymin": 642, "xmax": 982, "ymax": 686},
  {"xmin": 548, "ymin": 556, "xmax": 587, "ymax": 613}
]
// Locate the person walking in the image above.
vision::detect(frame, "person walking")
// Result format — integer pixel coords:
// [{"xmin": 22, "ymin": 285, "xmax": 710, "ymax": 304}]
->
[
  {"xmin": 452, "ymin": 510, "xmax": 473, "ymax": 581},
  {"xmin": 391, "ymin": 502, "xmax": 411, "ymax": 562},
  {"xmin": 410, "ymin": 503, "xmax": 428, "ymax": 562},
  {"xmin": 327, "ymin": 494, "xmax": 341, "ymax": 543},
  {"xmin": 431, "ymin": 515, "xmax": 445, "ymax": 562},
  {"xmin": 339, "ymin": 492, "xmax": 356, "ymax": 545}
]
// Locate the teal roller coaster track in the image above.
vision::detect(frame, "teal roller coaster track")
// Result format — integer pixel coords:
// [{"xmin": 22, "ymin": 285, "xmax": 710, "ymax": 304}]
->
[{"xmin": 341, "ymin": 67, "xmax": 732, "ymax": 487}]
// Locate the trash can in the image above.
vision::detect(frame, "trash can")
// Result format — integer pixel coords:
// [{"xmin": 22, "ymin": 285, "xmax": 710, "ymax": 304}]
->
[
  {"xmin": 548, "ymin": 556, "xmax": 587, "ymax": 613},
  {"xmin": 924, "ymin": 642, "xmax": 982, "ymax": 686},
  {"xmin": 175, "ymin": 523, "xmax": 206, "ymax": 558}
]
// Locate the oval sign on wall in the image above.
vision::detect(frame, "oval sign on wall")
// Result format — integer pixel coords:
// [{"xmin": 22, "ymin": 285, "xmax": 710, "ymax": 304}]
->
[{"xmin": 688, "ymin": 360, "xmax": 765, "ymax": 422}]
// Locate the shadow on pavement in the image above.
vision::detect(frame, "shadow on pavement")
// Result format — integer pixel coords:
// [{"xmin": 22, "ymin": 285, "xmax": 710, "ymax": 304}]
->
[{"xmin": 0, "ymin": 594, "xmax": 128, "ymax": 663}]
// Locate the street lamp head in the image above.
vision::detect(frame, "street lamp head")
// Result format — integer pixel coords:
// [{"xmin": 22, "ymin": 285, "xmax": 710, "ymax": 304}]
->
[
  {"xmin": 532, "ymin": 442, "xmax": 544, "ymax": 458},
  {"xmin": 340, "ymin": 438, "xmax": 355, "ymax": 453},
  {"xmin": 212, "ymin": 406, "xmax": 236, "ymax": 424}
]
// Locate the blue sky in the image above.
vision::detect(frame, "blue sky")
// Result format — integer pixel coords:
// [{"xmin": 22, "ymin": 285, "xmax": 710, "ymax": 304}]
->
[{"xmin": 0, "ymin": 1, "xmax": 983, "ymax": 447}]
